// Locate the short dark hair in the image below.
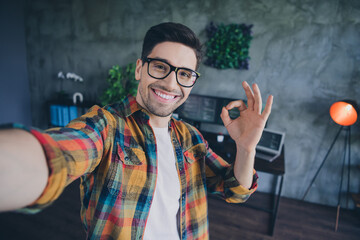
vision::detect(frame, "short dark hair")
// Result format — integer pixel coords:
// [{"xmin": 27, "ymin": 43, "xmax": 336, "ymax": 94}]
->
[{"xmin": 141, "ymin": 22, "xmax": 203, "ymax": 70}]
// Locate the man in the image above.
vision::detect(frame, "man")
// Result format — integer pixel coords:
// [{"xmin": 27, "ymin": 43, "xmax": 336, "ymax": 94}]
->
[{"xmin": 0, "ymin": 22, "xmax": 273, "ymax": 239}]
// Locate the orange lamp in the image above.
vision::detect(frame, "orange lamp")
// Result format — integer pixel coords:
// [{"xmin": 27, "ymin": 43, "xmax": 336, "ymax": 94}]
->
[
  {"xmin": 330, "ymin": 101, "xmax": 358, "ymax": 126},
  {"xmin": 304, "ymin": 99, "xmax": 358, "ymax": 232}
]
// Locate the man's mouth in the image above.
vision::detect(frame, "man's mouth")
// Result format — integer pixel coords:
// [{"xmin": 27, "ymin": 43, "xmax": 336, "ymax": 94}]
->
[{"xmin": 152, "ymin": 88, "xmax": 179, "ymax": 101}]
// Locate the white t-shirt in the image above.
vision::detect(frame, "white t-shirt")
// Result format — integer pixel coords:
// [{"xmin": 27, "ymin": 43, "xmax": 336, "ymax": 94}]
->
[{"xmin": 143, "ymin": 127, "xmax": 181, "ymax": 240}]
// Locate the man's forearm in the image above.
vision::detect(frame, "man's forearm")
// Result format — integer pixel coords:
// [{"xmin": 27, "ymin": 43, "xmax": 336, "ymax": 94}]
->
[
  {"xmin": 233, "ymin": 143, "xmax": 256, "ymax": 189},
  {"xmin": 0, "ymin": 129, "xmax": 48, "ymax": 212}
]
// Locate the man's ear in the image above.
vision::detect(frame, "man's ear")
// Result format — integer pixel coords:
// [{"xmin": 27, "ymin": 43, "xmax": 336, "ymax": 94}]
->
[{"xmin": 135, "ymin": 59, "xmax": 143, "ymax": 81}]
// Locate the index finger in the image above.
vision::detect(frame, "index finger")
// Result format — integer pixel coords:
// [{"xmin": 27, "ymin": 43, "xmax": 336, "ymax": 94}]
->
[{"xmin": 225, "ymin": 99, "xmax": 247, "ymax": 112}]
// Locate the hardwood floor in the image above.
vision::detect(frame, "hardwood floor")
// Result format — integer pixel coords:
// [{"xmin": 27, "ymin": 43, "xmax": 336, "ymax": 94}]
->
[
  {"xmin": 208, "ymin": 192, "xmax": 360, "ymax": 240},
  {"xmin": 0, "ymin": 180, "xmax": 359, "ymax": 239},
  {"xmin": 0, "ymin": 180, "xmax": 86, "ymax": 240}
]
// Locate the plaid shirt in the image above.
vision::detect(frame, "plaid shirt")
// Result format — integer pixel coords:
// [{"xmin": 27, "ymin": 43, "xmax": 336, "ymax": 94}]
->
[{"xmin": 14, "ymin": 95, "xmax": 257, "ymax": 240}]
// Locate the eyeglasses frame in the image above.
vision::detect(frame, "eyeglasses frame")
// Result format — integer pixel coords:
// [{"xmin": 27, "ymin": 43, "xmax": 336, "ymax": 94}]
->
[{"xmin": 144, "ymin": 57, "xmax": 200, "ymax": 88}]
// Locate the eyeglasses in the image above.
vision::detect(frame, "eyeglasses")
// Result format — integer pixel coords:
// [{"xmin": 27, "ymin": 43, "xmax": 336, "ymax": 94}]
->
[{"xmin": 145, "ymin": 58, "xmax": 200, "ymax": 88}]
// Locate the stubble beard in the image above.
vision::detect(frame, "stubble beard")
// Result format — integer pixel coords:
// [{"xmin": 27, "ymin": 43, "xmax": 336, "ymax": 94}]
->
[{"xmin": 139, "ymin": 83, "xmax": 184, "ymax": 117}]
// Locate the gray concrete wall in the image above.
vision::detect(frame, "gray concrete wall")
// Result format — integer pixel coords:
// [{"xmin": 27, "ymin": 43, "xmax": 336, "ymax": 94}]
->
[{"xmin": 24, "ymin": 0, "xmax": 360, "ymax": 207}]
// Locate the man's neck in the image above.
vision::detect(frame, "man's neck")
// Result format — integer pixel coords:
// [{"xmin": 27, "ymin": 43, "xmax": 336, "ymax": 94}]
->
[{"xmin": 149, "ymin": 115, "xmax": 171, "ymax": 128}]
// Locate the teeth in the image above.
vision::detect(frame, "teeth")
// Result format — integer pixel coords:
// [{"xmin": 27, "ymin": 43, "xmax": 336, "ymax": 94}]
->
[{"xmin": 155, "ymin": 90, "xmax": 175, "ymax": 100}]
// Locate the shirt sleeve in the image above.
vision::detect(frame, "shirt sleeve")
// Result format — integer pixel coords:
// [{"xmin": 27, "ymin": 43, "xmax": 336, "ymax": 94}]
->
[
  {"xmin": 204, "ymin": 141, "xmax": 258, "ymax": 204},
  {"xmin": 3, "ymin": 105, "xmax": 117, "ymax": 213}
]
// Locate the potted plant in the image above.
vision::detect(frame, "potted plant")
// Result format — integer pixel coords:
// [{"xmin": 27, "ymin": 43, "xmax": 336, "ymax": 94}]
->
[{"xmin": 101, "ymin": 63, "xmax": 138, "ymax": 106}]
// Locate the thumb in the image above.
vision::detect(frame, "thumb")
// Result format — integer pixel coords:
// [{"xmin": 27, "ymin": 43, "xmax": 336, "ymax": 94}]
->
[{"xmin": 220, "ymin": 107, "xmax": 232, "ymax": 127}]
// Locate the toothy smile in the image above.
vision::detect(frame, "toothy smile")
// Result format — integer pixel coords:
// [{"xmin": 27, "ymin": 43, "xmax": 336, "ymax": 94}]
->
[{"xmin": 153, "ymin": 89, "xmax": 176, "ymax": 100}]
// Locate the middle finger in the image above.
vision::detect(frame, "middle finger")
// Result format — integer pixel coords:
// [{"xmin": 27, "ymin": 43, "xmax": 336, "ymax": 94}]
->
[
  {"xmin": 243, "ymin": 81, "xmax": 255, "ymax": 110},
  {"xmin": 252, "ymin": 83, "xmax": 263, "ymax": 114}
]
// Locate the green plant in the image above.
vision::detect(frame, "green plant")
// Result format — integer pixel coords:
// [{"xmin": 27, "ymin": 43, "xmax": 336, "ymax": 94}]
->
[
  {"xmin": 205, "ymin": 22, "xmax": 253, "ymax": 70},
  {"xmin": 101, "ymin": 63, "xmax": 138, "ymax": 106}
]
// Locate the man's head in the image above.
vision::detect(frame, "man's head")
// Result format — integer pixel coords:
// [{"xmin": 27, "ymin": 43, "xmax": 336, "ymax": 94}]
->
[
  {"xmin": 141, "ymin": 22, "xmax": 202, "ymax": 70},
  {"xmin": 135, "ymin": 23, "xmax": 202, "ymax": 125}
]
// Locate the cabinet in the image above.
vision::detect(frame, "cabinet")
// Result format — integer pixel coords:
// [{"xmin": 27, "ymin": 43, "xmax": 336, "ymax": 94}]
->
[{"xmin": 47, "ymin": 100, "xmax": 96, "ymax": 127}]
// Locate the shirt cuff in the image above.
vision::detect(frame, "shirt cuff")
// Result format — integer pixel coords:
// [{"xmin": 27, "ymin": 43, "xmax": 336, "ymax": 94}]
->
[{"xmin": 224, "ymin": 169, "xmax": 258, "ymax": 203}]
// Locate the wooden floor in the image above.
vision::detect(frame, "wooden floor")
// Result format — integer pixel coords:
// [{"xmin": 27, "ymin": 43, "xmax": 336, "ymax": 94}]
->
[
  {"xmin": 208, "ymin": 193, "xmax": 360, "ymax": 240},
  {"xmin": 0, "ymin": 180, "xmax": 359, "ymax": 240}
]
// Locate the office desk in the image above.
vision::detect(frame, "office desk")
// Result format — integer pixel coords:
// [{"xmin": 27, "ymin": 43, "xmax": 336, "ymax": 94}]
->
[{"xmin": 202, "ymin": 131, "xmax": 285, "ymax": 236}]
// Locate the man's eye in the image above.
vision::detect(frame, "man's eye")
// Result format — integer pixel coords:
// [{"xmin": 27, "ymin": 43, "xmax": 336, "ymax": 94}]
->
[
  {"xmin": 155, "ymin": 64, "xmax": 164, "ymax": 69},
  {"xmin": 153, "ymin": 63, "xmax": 166, "ymax": 71},
  {"xmin": 179, "ymin": 70, "xmax": 191, "ymax": 78}
]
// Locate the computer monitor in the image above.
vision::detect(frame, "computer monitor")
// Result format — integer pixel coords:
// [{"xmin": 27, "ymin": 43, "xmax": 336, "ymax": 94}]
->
[
  {"xmin": 176, "ymin": 94, "xmax": 244, "ymax": 125},
  {"xmin": 256, "ymin": 128, "xmax": 285, "ymax": 162}
]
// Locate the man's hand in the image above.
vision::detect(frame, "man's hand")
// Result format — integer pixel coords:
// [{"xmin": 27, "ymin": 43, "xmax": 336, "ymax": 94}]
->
[
  {"xmin": 220, "ymin": 81, "xmax": 273, "ymax": 152},
  {"xmin": 220, "ymin": 81, "xmax": 273, "ymax": 188}
]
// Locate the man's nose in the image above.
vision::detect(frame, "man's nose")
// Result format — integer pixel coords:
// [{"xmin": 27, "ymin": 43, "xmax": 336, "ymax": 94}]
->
[{"xmin": 163, "ymin": 70, "xmax": 178, "ymax": 89}]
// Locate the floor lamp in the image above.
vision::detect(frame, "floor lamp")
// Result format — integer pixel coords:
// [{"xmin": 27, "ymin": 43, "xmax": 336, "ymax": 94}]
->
[{"xmin": 302, "ymin": 100, "xmax": 358, "ymax": 231}]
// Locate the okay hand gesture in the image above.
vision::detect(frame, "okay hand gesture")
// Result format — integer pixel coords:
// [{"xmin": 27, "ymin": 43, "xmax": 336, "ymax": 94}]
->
[{"xmin": 220, "ymin": 81, "xmax": 273, "ymax": 152}]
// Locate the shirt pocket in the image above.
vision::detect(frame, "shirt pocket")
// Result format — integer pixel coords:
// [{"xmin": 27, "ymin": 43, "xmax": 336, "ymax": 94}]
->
[
  {"xmin": 183, "ymin": 143, "xmax": 207, "ymax": 164},
  {"xmin": 106, "ymin": 143, "xmax": 147, "ymax": 199},
  {"xmin": 183, "ymin": 143, "xmax": 208, "ymax": 201}
]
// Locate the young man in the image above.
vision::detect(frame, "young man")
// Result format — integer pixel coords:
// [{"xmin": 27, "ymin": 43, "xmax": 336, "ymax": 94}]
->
[{"xmin": 0, "ymin": 22, "xmax": 273, "ymax": 239}]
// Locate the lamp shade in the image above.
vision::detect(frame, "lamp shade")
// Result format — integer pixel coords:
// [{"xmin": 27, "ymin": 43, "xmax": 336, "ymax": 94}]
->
[{"xmin": 330, "ymin": 101, "xmax": 358, "ymax": 126}]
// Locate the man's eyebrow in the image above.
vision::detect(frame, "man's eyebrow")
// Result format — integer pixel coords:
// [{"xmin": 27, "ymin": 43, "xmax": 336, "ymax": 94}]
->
[{"xmin": 151, "ymin": 57, "xmax": 170, "ymax": 64}]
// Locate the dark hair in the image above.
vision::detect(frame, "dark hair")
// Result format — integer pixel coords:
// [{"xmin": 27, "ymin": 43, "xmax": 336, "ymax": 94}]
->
[{"xmin": 141, "ymin": 22, "xmax": 203, "ymax": 70}]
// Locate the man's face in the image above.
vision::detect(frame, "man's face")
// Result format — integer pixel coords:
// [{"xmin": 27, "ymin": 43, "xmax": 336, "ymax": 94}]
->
[{"xmin": 135, "ymin": 41, "xmax": 197, "ymax": 118}]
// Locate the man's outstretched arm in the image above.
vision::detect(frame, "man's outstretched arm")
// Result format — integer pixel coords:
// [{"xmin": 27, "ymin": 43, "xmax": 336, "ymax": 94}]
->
[{"xmin": 0, "ymin": 129, "xmax": 48, "ymax": 212}]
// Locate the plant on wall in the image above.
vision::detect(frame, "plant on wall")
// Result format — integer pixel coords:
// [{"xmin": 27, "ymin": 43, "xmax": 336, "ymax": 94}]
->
[
  {"xmin": 205, "ymin": 22, "xmax": 253, "ymax": 70},
  {"xmin": 101, "ymin": 63, "xmax": 138, "ymax": 106}
]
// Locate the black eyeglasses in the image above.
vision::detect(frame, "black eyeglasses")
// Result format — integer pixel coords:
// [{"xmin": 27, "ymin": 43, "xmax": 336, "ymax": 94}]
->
[{"xmin": 145, "ymin": 58, "xmax": 200, "ymax": 88}]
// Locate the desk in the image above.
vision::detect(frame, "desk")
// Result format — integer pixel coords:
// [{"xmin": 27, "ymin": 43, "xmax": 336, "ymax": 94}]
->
[{"xmin": 202, "ymin": 131, "xmax": 285, "ymax": 236}]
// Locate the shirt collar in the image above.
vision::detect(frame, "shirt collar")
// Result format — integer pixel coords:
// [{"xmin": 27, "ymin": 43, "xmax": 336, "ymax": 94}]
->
[
  {"xmin": 122, "ymin": 95, "xmax": 144, "ymax": 118},
  {"xmin": 121, "ymin": 95, "xmax": 177, "ymax": 129}
]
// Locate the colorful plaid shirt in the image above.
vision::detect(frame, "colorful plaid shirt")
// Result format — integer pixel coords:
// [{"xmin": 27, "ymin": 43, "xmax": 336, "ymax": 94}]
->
[{"xmin": 14, "ymin": 95, "xmax": 257, "ymax": 240}]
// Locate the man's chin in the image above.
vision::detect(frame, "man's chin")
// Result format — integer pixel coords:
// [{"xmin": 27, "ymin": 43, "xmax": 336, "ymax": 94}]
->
[
  {"xmin": 146, "ymin": 105, "xmax": 175, "ymax": 118},
  {"xmin": 140, "ymin": 90, "xmax": 187, "ymax": 118}
]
